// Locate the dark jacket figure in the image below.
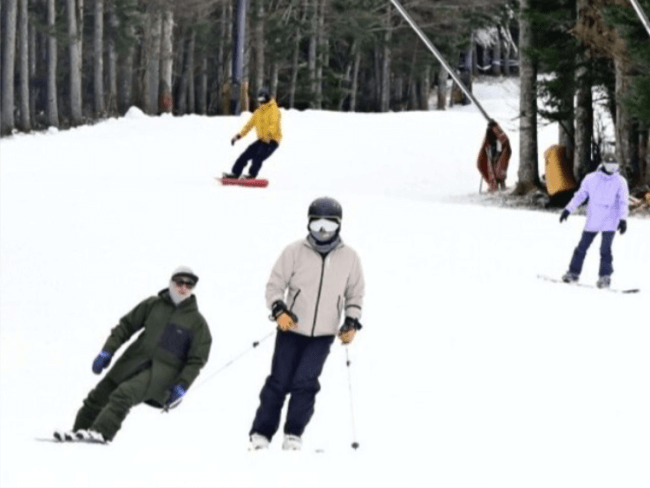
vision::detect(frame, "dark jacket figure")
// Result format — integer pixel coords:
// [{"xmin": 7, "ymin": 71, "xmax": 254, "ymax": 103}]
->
[
  {"xmin": 68, "ymin": 267, "xmax": 211, "ymax": 443},
  {"xmin": 249, "ymin": 197, "xmax": 365, "ymax": 451}
]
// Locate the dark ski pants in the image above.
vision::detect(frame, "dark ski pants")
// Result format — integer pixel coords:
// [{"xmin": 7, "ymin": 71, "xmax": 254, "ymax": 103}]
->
[
  {"xmin": 231, "ymin": 140, "xmax": 279, "ymax": 178},
  {"xmin": 73, "ymin": 368, "xmax": 158, "ymax": 441},
  {"xmin": 250, "ymin": 331, "xmax": 334, "ymax": 440},
  {"xmin": 568, "ymin": 230, "xmax": 615, "ymax": 277}
]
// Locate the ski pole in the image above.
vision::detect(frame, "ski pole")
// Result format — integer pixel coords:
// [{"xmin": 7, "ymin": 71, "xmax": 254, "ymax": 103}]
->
[
  {"xmin": 163, "ymin": 330, "xmax": 274, "ymax": 412},
  {"xmin": 345, "ymin": 347, "xmax": 360, "ymax": 450}
]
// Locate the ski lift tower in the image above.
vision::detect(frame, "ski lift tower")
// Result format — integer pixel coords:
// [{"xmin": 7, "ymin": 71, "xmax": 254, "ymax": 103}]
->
[{"xmin": 232, "ymin": 0, "xmax": 247, "ymax": 115}]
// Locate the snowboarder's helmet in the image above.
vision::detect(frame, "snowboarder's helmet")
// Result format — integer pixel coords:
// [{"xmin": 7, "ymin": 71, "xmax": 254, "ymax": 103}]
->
[
  {"xmin": 308, "ymin": 197, "xmax": 342, "ymax": 223},
  {"xmin": 601, "ymin": 152, "xmax": 620, "ymax": 174},
  {"xmin": 257, "ymin": 88, "xmax": 270, "ymax": 104}
]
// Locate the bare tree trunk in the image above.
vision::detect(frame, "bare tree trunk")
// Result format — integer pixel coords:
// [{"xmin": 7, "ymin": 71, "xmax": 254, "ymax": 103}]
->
[
  {"xmin": 143, "ymin": 8, "xmax": 161, "ymax": 115},
  {"xmin": 639, "ymin": 128, "xmax": 648, "ymax": 186},
  {"xmin": 46, "ymin": 0, "xmax": 59, "ymax": 127},
  {"xmin": 559, "ymin": 56, "xmax": 575, "ymax": 163},
  {"xmin": 436, "ymin": 65, "xmax": 446, "ymax": 110},
  {"xmin": 106, "ymin": 0, "xmax": 117, "ymax": 115},
  {"xmin": 118, "ymin": 24, "xmax": 135, "ymax": 113},
  {"xmin": 177, "ymin": 34, "xmax": 188, "ymax": 114},
  {"xmin": 350, "ymin": 39, "xmax": 361, "ymax": 112},
  {"xmin": 217, "ymin": 0, "xmax": 232, "ymax": 114},
  {"xmin": 93, "ymin": 0, "xmax": 105, "ymax": 117},
  {"xmin": 646, "ymin": 128, "xmax": 650, "ymax": 185},
  {"xmin": 501, "ymin": 27, "xmax": 510, "ymax": 77},
  {"xmin": 2, "ymin": 0, "xmax": 18, "ymax": 135},
  {"xmin": 199, "ymin": 56, "xmax": 207, "ymax": 114},
  {"xmin": 315, "ymin": 0, "xmax": 326, "ymax": 109},
  {"xmin": 159, "ymin": 8, "xmax": 173, "ymax": 114},
  {"xmin": 574, "ymin": 60, "xmax": 592, "ymax": 181},
  {"xmin": 492, "ymin": 33, "xmax": 502, "ymax": 76},
  {"xmin": 308, "ymin": 0, "xmax": 317, "ymax": 105},
  {"xmin": 18, "ymin": 0, "xmax": 31, "ymax": 131},
  {"xmin": 270, "ymin": 60, "xmax": 278, "ymax": 99},
  {"xmin": 516, "ymin": 0, "xmax": 539, "ymax": 193},
  {"xmin": 253, "ymin": 0, "xmax": 264, "ymax": 95},
  {"xmin": 381, "ymin": 2, "xmax": 391, "ymax": 113},
  {"xmin": 614, "ymin": 57, "xmax": 639, "ymax": 185},
  {"xmin": 187, "ymin": 29, "xmax": 195, "ymax": 113},
  {"xmin": 419, "ymin": 64, "xmax": 430, "ymax": 110},
  {"xmin": 66, "ymin": 0, "xmax": 83, "ymax": 125},
  {"xmin": 289, "ymin": 10, "xmax": 302, "ymax": 108},
  {"xmin": 29, "ymin": 20, "xmax": 36, "ymax": 124}
]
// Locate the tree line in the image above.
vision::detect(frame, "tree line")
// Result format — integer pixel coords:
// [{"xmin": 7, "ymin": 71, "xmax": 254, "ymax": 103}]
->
[
  {"xmin": 2, "ymin": 0, "xmax": 648, "ymax": 193},
  {"xmin": 0, "ymin": 0, "xmax": 511, "ymax": 134},
  {"xmin": 516, "ymin": 0, "xmax": 650, "ymax": 192}
]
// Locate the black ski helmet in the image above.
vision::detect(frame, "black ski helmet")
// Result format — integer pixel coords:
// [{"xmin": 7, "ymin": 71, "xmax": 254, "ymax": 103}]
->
[
  {"xmin": 257, "ymin": 87, "xmax": 270, "ymax": 104},
  {"xmin": 308, "ymin": 197, "xmax": 342, "ymax": 223}
]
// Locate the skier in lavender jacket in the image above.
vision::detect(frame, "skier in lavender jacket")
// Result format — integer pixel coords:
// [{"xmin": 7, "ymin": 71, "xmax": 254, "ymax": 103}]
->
[{"xmin": 559, "ymin": 155, "xmax": 629, "ymax": 288}]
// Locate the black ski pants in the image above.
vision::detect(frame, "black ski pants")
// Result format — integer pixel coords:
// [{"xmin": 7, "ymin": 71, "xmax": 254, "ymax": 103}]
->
[
  {"xmin": 231, "ymin": 140, "xmax": 279, "ymax": 178},
  {"xmin": 250, "ymin": 331, "xmax": 334, "ymax": 440},
  {"xmin": 568, "ymin": 230, "xmax": 615, "ymax": 277}
]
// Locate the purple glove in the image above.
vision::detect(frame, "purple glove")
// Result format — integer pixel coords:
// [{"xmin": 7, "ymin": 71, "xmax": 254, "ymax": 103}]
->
[
  {"xmin": 166, "ymin": 384, "xmax": 186, "ymax": 407},
  {"xmin": 92, "ymin": 351, "xmax": 112, "ymax": 374}
]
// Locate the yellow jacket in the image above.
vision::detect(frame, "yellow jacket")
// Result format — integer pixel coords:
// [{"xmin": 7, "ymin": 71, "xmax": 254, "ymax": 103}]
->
[{"xmin": 239, "ymin": 99, "xmax": 282, "ymax": 144}]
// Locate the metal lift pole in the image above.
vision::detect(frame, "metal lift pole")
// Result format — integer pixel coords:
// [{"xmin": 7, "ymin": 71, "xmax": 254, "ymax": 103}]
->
[
  {"xmin": 232, "ymin": 0, "xmax": 247, "ymax": 115},
  {"xmin": 628, "ymin": 0, "xmax": 650, "ymax": 38},
  {"xmin": 389, "ymin": 0, "xmax": 491, "ymax": 122}
]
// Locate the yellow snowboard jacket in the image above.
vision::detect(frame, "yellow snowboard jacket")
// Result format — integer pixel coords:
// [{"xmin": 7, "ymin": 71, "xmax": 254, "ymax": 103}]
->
[{"xmin": 239, "ymin": 99, "xmax": 283, "ymax": 144}]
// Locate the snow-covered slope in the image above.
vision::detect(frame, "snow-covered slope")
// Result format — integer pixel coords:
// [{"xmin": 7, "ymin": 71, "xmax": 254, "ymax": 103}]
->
[{"xmin": 1, "ymin": 78, "xmax": 648, "ymax": 488}]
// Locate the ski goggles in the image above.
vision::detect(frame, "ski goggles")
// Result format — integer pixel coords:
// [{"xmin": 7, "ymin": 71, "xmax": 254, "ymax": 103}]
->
[
  {"xmin": 309, "ymin": 218, "xmax": 340, "ymax": 233},
  {"xmin": 173, "ymin": 278, "xmax": 196, "ymax": 289}
]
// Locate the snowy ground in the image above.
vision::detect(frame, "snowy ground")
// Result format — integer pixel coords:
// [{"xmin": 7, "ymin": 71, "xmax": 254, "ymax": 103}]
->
[{"xmin": 1, "ymin": 78, "xmax": 648, "ymax": 488}]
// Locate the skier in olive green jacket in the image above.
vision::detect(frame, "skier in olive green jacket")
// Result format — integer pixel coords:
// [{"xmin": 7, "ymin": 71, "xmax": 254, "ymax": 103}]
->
[{"xmin": 54, "ymin": 266, "xmax": 212, "ymax": 444}]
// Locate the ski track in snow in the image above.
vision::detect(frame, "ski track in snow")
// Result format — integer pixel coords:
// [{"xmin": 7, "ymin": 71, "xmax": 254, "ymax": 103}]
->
[{"xmin": 1, "ymin": 79, "xmax": 649, "ymax": 488}]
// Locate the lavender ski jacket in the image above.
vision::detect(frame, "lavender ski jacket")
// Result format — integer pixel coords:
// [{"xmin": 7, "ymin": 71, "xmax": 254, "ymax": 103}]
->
[
  {"xmin": 565, "ymin": 169, "xmax": 629, "ymax": 232},
  {"xmin": 266, "ymin": 239, "xmax": 365, "ymax": 337}
]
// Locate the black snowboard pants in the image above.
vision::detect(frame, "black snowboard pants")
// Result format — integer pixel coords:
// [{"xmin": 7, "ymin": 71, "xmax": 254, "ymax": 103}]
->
[
  {"xmin": 250, "ymin": 331, "xmax": 334, "ymax": 440},
  {"xmin": 231, "ymin": 140, "xmax": 279, "ymax": 178}
]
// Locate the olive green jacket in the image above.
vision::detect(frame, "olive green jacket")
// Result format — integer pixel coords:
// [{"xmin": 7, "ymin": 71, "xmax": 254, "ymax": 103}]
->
[{"xmin": 102, "ymin": 289, "xmax": 212, "ymax": 406}]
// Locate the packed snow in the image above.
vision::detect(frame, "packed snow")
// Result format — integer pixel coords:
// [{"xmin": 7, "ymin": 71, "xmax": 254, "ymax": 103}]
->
[{"xmin": 1, "ymin": 78, "xmax": 648, "ymax": 488}]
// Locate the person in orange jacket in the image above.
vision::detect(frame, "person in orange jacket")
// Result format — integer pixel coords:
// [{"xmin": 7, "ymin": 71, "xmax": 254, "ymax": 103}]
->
[{"xmin": 223, "ymin": 88, "xmax": 283, "ymax": 180}]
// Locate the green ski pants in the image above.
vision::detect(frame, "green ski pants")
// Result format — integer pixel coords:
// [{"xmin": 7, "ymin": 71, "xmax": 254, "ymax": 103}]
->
[{"xmin": 73, "ymin": 368, "xmax": 162, "ymax": 441}]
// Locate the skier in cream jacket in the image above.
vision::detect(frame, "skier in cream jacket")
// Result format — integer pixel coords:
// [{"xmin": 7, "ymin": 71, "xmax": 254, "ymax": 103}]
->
[{"xmin": 248, "ymin": 197, "xmax": 365, "ymax": 451}]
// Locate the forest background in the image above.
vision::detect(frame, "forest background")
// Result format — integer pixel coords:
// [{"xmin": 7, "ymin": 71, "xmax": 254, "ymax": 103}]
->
[{"xmin": 1, "ymin": 0, "xmax": 650, "ymax": 193}]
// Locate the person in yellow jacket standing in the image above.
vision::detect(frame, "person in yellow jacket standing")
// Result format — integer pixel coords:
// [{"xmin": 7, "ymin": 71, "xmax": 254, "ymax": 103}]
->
[{"xmin": 223, "ymin": 88, "xmax": 282, "ymax": 180}]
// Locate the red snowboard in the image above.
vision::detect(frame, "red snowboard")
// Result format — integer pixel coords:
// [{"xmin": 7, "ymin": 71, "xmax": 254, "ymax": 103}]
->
[{"xmin": 216, "ymin": 177, "xmax": 269, "ymax": 188}]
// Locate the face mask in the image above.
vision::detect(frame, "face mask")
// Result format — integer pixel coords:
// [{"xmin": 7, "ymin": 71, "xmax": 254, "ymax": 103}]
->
[
  {"xmin": 603, "ymin": 162, "xmax": 619, "ymax": 173},
  {"xmin": 309, "ymin": 218, "xmax": 340, "ymax": 242}
]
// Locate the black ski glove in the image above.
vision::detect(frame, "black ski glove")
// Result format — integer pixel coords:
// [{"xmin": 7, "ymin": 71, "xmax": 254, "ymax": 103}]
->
[
  {"xmin": 618, "ymin": 220, "xmax": 627, "ymax": 234},
  {"xmin": 559, "ymin": 209, "xmax": 569, "ymax": 223}
]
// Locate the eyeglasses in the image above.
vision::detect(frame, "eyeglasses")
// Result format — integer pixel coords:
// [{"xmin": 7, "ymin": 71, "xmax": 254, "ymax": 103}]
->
[
  {"xmin": 173, "ymin": 279, "xmax": 196, "ymax": 289},
  {"xmin": 309, "ymin": 218, "xmax": 340, "ymax": 233}
]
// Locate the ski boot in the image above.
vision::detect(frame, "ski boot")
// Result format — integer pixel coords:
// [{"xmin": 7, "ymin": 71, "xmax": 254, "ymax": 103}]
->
[
  {"xmin": 249, "ymin": 433, "xmax": 270, "ymax": 450},
  {"xmin": 562, "ymin": 272, "xmax": 579, "ymax": 283},
  {"xmin": 282, "ymin": 434, "xmax": 302, "ymax": 451},
  {"xmin": 596, "ymin": 275, "xmax": 611, "ymax": 289}
]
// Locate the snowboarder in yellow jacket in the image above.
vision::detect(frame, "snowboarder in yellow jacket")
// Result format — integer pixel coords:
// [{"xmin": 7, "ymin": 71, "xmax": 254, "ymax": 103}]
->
[{"xmin": 223, "ymin": 88, "xmax": 282, "ymax": 180}]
